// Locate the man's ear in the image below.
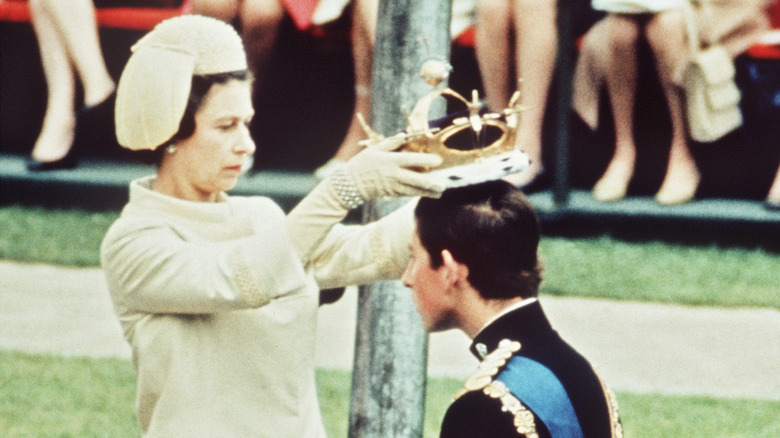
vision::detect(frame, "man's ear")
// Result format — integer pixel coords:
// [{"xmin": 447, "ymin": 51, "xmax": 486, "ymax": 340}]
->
[{"xmin": 440, "ymin": 249, "xmax": 469, "ymax": 286}]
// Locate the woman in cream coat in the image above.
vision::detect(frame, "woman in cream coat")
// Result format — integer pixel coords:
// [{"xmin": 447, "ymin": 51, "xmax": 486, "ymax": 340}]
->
[{"xmin": 101, "ymin": 15, "xmax": 444, "ymax": 437}]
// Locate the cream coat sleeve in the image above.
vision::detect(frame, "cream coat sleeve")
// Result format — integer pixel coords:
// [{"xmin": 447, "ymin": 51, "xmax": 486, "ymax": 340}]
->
[
  {"xmin": 286, "ymin": 179, "xmax": 416, "ymax": 289},
  {"xmin": 285, "ymin": 178, "xmax": 352, "ymax": 263},
  {"xmin": 309, "ymin": 201, "xmax": 416, "ymax": 289},
  {"xmin": 101, "ymin": 204, "xmax": 307, "ymax": 314}
]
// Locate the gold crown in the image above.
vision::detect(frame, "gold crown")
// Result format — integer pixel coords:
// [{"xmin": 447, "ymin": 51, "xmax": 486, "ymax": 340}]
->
[{"xmin": 357, "ymin": 60, "xmax": 529, "ymax": 186}]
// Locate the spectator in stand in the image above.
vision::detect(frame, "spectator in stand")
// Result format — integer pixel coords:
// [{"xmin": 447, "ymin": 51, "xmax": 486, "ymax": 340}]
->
[
  {"xmin": 313, "ymin": 0, "xmax": 376, "ymax": 178},
  {"xmin": 313, "ymin": 0, "xmax": 477, "ymax": 179},
  {"xmin": 194, "ymin": 0, "xmax": 368, "ymax": 177},
  {"xmin": 473, "ymin": 0, "xmax": 558, "ymax": 190},
  {"xmin": 27, "ymin": 0, "xmax": 116, "ymax": 171},
  {"xmin": 767, "ymin": 165, "xmax": 780, "ymax": 209},
  {"xmin": 193, "ymin": 0, "xmax": 285, "ymax": 87},
  {"xmin": 573, "ymin": 0, "xmax": 773, "ymax": 205}
]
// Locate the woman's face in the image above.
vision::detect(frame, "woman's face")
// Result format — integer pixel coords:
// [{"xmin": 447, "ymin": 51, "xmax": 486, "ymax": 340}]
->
[{"xmin": 159, "ymin": 79, "xmax": 255, "ymax": 202}]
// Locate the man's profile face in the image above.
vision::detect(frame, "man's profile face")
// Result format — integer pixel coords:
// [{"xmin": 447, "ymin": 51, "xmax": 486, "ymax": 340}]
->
[{"xmin": 402, "ymin": 230, "xmax": 456, "ymax": 333}]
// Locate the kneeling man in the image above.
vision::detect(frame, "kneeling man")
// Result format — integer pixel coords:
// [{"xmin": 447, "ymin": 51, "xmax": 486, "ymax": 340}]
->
[{"xmin": 403, "ymin": 180, "xmax": 622, "ymax": 437}]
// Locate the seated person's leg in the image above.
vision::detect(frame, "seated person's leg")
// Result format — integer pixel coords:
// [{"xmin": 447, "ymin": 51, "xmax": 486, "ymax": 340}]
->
[
  {"xmin": 193, "ymin": 0, "xmax": 241, "ymax": 23},
  {"xmin": 646, "ymin": 9, "xmax": 700, "ymax": 205},
  {"xmin": 504, "ymin": 0, "xmax": 557, "ymax": 189},
  {"xmin": 475, "ymin": 0, "xmax": 513, "ymax": 114},
  {"xmin": 315, "ymin": 0, "xmax": 378, "ymax": 179},
  {"xmin": 765, "ymin": 164, "xmax": 780, "ymax": 210},
  {"xmin": 29, "ymin": 0, "xmax": 77, "ymax": 164},
  {"xmin": 239, "ymin": 0, "xmax": 286, "ymax": 84},
  {"xmin": 593, "ymin": 14, "xmax": 641, "ymax": 202}
]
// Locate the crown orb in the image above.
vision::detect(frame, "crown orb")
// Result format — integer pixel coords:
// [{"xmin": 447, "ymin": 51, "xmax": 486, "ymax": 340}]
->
[{"xmin": 420, "ymin": 59, "xmax": 452, "ymax": 86}]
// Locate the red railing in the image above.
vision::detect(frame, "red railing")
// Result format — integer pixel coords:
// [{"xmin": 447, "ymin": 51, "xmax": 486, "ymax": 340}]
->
[{"xmin": 0, "ymin": 0, "xmax": 193, "ymax": 30}]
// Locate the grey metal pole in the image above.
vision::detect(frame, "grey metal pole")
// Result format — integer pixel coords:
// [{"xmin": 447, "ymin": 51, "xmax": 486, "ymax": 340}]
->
[{"xmin": 348, "ymin": 1, "xmax": 451, "ymax": 437}]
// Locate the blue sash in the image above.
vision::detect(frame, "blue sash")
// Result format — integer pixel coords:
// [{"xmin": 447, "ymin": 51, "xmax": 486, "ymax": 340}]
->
[{"xmin": 496, "ymin": 356, "xmax": 584, "ymax": 438}]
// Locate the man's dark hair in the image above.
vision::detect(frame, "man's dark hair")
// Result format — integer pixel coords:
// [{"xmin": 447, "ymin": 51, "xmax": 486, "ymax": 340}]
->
[{"xmin": 414, "ymin": 180, "xmax": 542, "ymax": 299}]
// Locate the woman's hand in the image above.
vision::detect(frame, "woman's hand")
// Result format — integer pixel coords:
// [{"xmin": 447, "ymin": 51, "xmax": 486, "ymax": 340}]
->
[{"xmin": 332, "ymin": 133, "xmax": 445, "ymax": 206}]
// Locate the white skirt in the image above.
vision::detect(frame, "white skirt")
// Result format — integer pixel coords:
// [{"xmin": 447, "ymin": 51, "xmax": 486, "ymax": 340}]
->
[{"xmin": 592, "ymin": 0, "xmax": 686, "ymax": 14}]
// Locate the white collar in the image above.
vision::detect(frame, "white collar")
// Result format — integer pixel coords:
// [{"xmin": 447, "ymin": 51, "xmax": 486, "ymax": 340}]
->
[{"xmin": 475, "ymin": 297, "xmax": 538, "ymax": 339}]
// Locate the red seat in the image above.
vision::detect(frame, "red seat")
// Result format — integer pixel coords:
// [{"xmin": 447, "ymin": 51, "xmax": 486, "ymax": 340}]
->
[
  {"xmin": 0, "ymin": 0, "xmax": 193, "ymax": 30},
  {"xmin": 747, "ymin": 0, "xmax": 780, "ymax": 59}
]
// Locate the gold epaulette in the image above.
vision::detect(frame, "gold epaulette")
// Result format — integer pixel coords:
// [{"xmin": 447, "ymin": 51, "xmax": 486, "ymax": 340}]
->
[{"xmin": 453, "ymin": 339, "xmax": 539, "ymax": 437}]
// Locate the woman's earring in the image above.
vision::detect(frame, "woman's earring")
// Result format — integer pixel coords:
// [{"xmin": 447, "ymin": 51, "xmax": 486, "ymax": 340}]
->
[{"xmin": 166, "ymin": 144, "xmax": 177, "ymax": 154}]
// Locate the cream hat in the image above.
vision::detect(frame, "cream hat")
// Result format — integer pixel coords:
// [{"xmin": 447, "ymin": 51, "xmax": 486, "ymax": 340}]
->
[{"xmin": 115, "ymin": 15, "xmax": 248, "ymax": 150}]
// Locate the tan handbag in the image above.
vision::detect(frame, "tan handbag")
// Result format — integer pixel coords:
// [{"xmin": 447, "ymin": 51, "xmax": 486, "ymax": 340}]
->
[{"xmin": 683, "ymin": 0, "xmax": 743, "ymax": 142}]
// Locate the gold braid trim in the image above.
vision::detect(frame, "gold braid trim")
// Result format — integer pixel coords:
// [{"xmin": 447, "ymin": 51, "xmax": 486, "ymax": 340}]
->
[
  {"xmin": 484, "ymin": 380, "xmax": 539, "ymax": 437},
  {"xmin": 453, "ymin": 339, "xmax": 537, "ymax": 436},
  {"xmin": 600, "ymin": 380, "xmax": 624, "ymax": 438}
]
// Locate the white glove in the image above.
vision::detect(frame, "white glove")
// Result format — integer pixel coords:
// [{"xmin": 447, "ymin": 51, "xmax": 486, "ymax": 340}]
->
[
  {"xmin": 286, "ymin": 134, "xmax": 442, "ymax": 263},
  {"xmin": 332, "ymin": 133, "xmax": 445, "ymax": 207}
]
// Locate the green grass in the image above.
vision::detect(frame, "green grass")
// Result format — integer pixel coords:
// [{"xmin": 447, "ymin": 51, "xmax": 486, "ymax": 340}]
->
[
  {"xmin": 539, "ymin": 236, "xmax": 780, "ymax": 308},
  {"xmin": 1, "ymin": 351, "xmax": 777, "ymax": 437},
  {"xmin": 1, "ymin": 205, "xmax": 777, "ymax": 308},
  {"xmin": 0, "ymin": 206, "xmax": 117, "ymax": 267},
  {"xmin": 0, "ymin": 352, "xmax": 138, "ymax": 437}
]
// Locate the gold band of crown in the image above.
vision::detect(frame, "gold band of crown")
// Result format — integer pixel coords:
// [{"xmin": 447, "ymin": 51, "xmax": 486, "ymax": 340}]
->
[{"xmin": 357, "ymin": 61, "xmax": 525, "ymax": 173}]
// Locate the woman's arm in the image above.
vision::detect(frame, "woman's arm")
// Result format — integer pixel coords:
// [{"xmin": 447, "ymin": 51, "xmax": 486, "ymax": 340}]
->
[
  {"xmin": 308, "ymin": 199, "xmax": 416, "ymax": 289},
  {"xmin": 101, "ymin": 214, "xmax": 307, "ymax": 314},
  {"xmin": 285, "ymin": 134, "xmax": 442, "ymax": 265}
]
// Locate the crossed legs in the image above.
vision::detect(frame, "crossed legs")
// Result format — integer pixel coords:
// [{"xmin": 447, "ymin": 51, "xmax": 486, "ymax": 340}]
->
[{"xmin": 28, "ymin": 0, "xmax": 115, "ymax": 164}]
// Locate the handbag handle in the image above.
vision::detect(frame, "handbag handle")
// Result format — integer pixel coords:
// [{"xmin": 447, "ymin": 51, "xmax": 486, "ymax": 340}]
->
[{"xmin": 684, "ymin": 0, "xmax": 716, "ymax": 54}]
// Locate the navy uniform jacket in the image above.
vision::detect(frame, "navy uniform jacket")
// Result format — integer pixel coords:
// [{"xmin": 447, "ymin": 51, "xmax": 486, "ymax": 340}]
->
[{"xmin": 440, "ymin": 300, "xmax": 622, "ymax": 437}]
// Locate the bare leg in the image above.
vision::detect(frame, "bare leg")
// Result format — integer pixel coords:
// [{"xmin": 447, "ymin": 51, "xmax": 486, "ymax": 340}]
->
[
  {"xmin": 647, "ymin": 10, "xmax": 700, "ymax": 205},
  {"xmin": 503, "ymin": 0, "xmax": 557, "ymax": 187},
  {"xmin": 193, "ymin": 0, "xmax": 240, "ymax": 24},
  {"xmin": 592, "ymin": 14, "xmax": 640, "ymax": 202},
  {"xmin": 765, "ymin": 164, "xmax": 780, "ymax": 209},
  {"xmin": 315, "ymin": 0, "xmax": 377, "ymax": 178},
  {"xmin": 40, "ymin": 0, "xmax": 114, "ymax": 108},
  {"xmin": 194, "ymin": 0, "xmax": 284, "ymax": 85},
  {"xmin": 239, "ymin": 0, "xmax": 285, "ymax": 86},
  {"xmin": 476, "ymin": 0, "xmax": 513, "ymax": 113},
  {"xmin": 477, "ymin": 0, "xmax": 522, "ymax": 186},
  {"xmin": 29, "ymin": 0, "xmax": 77, "ymax": 163},
  {"xmin": 29, "ymin": 0, "xmax": 115, "ymax": 163}
]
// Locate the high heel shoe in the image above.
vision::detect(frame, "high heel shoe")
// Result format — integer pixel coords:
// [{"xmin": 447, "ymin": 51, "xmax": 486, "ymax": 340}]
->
[
  {"xmin": 592, "ymin": 177, "xmax": 629, "ymax": 202},
  {"xmin": 77, "ymin": 92, "xmax": 118, "ymax": 150},
  {"xmin": 26, "ymin": 149, "xmax": 79, "ymax": 171},
  {"xmin": 654, "ymin": 171, "xmax": 701, "ymax": 206},
  {"xmin": 504, "ymin": 165, "xmax": 546, "ymax": 194},
  {"xmin": 765, "ymin": 196, "xmax": 780, "ymax": 211}
]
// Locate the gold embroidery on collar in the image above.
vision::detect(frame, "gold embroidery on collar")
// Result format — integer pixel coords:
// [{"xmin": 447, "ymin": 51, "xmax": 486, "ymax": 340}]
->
[
  {"xmin": 456, "ymin": 339, "xmax": 521, "ymax": 399},
  {"xmin": 453, "ymin": 339, "xmax": 536, "ymax": 436}
]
